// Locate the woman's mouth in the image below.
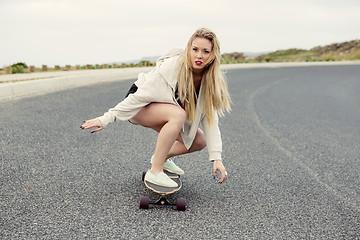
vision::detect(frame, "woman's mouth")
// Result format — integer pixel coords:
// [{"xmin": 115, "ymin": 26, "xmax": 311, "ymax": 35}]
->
[{"xmin": 195, "ymin": 61, "xmax": 202, "ymax": 66}]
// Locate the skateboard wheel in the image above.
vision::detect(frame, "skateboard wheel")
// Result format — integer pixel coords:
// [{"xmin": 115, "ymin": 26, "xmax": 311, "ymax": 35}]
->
[
  {"xmin": 142, "ymin": 171, "xmax": 146, "ymax": 182},
  {"xmin": 139, "ymin": 196, "xmax": 150, "ymax": 209},
  {"xmin": 176, "ymin": 198, "xmax": 186, "ymax": 211}
]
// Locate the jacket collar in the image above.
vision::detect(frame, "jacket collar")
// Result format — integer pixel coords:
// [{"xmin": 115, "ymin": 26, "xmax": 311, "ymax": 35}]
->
[{"xmin": 158, "ymin": 49, "xmax": 184, "ymax": 90}]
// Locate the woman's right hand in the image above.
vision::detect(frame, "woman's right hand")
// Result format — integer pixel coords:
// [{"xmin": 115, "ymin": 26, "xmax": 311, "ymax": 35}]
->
[{"xmin": 80, "ymin": 118, "xmax": 104, "ymax": 133}]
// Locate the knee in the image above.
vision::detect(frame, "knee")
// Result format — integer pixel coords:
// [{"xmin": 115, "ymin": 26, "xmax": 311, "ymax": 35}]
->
[
  {"xmin": 191, "ymin": 130, "xmax": 206, "ymax": 151},
  {"xmin": 168, "ymin": 106, "xmax": 186, "ymax": 126}
]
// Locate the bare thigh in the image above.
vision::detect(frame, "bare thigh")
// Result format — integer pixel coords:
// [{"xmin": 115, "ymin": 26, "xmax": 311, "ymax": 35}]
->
[
  {"xmin": 131, "ymin": 102, "xmax": 207, "ymax": 151},
  {"xmin": 130, "ymin": 102, "xmax": 186, "ymax": 141}
]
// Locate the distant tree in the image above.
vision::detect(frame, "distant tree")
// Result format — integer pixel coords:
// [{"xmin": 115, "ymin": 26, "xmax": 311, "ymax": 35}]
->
[
  {"xmin": 11, "ymin": 62, "xmax": 28, "ymax": 74},
  {"xmin": 11, "ymin": 62, "xmax": 28, "ymax": 68}
]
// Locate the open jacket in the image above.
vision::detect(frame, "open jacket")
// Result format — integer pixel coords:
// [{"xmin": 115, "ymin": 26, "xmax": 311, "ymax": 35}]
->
[{"xmin": 97, "ymin": 49, "xmax": 222, "ymax": 161}]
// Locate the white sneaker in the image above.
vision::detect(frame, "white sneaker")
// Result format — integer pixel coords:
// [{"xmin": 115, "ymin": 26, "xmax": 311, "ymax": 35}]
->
[
  {"xmin": 144, "ymin": 170, "xmax": 178, "ymax": 187},
  {"xmin": 151, "ymin": 155, "xmax": 185, "ymax": 175},
  {"xmin": 163, "ymin": 158, "xmax": 185, "ymax": 175}
]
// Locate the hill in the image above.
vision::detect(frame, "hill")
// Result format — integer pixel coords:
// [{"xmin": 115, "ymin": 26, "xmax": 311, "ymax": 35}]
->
[{"xmin": 222, "ymin": 39, "xmax": 360, "ymax": 63}]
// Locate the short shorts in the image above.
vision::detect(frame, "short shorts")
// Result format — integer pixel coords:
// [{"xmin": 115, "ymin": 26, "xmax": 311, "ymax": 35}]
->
[
  {"xmin": 125, "ymin": 83, "xmax": 138, "ymax": 99},
  {"xmin": 124, "ymin": 83, "xmax": 138, "ymax": 125}
]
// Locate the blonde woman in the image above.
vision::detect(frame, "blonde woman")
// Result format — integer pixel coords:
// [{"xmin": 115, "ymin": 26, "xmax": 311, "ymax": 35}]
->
[{"xmin": 81, "ymin": 28, "xmax": 231, "ymax": 187}]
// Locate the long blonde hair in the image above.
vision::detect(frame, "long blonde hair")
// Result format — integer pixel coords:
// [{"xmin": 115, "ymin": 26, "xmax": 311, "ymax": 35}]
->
[{"xmin": 177, "ymin": 28, "xmax": 231, "ymax": 126}]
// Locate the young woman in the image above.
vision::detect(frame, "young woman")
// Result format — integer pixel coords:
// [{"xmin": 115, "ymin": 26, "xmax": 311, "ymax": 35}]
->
[{"xmin": 81, "ymin": 28, "xmax": 231, "ymax": 187}]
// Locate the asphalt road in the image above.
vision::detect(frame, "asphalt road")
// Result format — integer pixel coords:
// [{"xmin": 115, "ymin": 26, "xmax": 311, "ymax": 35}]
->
[{"xmin": 1, "ymin": 65, "xmax": 359, "ymax": 239}]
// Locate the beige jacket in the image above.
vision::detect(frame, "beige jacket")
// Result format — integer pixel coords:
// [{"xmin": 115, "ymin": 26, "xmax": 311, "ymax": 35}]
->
[{"xmin": 97, "ymin": 49, "xmax": 222, "ymax": 161}]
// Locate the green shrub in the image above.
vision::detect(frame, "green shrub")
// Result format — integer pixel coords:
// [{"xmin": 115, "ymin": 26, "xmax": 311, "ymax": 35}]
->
[
  {"xmin": 326, "ymin": 57, "xmax": 336, "ymax": 61},
  {"xmin": 11, "ymin": 62, "xmax": 28, "ymax": 74}
]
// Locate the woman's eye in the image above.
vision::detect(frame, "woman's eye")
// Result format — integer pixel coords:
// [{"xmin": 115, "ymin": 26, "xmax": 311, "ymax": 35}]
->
[
  {"xmin": 204, "ymin": 50, "xmax": 210, "ymax": 54},
  {"xmin": 193, "ymin": 48, "xmax": 198, "ymax": 52}
]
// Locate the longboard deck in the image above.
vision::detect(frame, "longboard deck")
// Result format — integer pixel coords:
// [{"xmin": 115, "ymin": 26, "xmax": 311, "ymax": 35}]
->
[{"xmin": 144, "ymin": 171, "xmax": 182, "ymax": 194}]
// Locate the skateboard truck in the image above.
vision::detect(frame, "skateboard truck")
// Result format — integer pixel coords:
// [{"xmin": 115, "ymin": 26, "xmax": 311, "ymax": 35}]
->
[
  {"xmin": 140, "ymin": 195, "xmax": 186, "ymax": 211},
  {"xmin": 140, "ymin": 171, "xmax": 187, "ymax": 211},
  {"xmin": 154, "ymin": 196, "xmax": 172, "ymax": 205}
]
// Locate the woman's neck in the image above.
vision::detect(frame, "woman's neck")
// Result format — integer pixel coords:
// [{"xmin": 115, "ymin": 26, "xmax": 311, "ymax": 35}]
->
[
  {"xmin": 193, "ymin": 68, "xmax": 204, "ymax": 78},
  {"xmin": 192, "ymin": 68, "xmax": 203, "ymax": 76},
  {"xmin": 192, "ymin": 70, "xmax": 203, "ymax": 90}
]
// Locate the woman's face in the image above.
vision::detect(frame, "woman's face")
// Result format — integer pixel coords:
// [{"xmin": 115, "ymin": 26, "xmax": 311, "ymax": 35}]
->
[{"xmin": 190, "ymin": 37, "xmax": 212, "ymax": 71}]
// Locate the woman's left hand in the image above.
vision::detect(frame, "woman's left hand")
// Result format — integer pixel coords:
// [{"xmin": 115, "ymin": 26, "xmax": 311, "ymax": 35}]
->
[{"xmin": 213, "ymin": 160, "xmax": 228, "ymax": 183}]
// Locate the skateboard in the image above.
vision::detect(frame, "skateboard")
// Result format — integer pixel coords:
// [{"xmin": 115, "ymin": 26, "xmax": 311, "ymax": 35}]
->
[{"xmin": 139, "ymin": 170, "xmax": 187, "ymax": 211}]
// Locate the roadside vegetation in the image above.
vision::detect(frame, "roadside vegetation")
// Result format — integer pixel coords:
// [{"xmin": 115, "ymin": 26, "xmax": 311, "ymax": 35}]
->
[
  {"xmin": 1, "ymin": 40, "xmax": 359, "ymax": 75},
  {"xmin": 0, "ymin": 61, "xmax": 154, "ymax": 75},
  {"xmin": 222, "ymin": 39, "xmax": 360, "ymax": 63}
]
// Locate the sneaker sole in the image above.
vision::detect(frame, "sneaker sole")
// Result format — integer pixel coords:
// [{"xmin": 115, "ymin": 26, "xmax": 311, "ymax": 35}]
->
[
  {"xmin": 163, "ymin": 170, "xmax": 182, "ymax": 178},
  {"xmin": 163, "ymin": 168, "xmax": 184, "ymax": 176},
  {"xmin": 144, "ymin": 179, "xmax": 182, "ymax": 194}
]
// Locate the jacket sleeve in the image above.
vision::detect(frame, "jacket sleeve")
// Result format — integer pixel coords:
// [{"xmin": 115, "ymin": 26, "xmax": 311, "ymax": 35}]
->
[
  {"xmin": 96, "ymin": 50, "xmax": 182, "ymax": 128},
  {"xmin": 97, "ymin": 67, "xmax": 175, "ymax": 128},
  {"xmin": 97, "ymin": 73, "xmax": 155, "ymax": 128},
  {"xmin": 97, "ymin": 90, "xmax": 150, "ymax": 128},
  {"xmin": 201, "ymin": 111, "xmax": 222, "ymax": 161}
]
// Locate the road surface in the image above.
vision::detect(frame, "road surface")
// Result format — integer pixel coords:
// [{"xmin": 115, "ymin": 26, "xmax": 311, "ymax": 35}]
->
[{"xmin": 1, "ymin": 64, "xmax": 359, "ymax": 239}]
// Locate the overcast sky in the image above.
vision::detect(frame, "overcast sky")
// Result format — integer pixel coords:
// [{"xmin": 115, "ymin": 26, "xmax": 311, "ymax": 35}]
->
[{"xmin": 1, "ymin": 0, "xmax": 359, "ymax": 67}]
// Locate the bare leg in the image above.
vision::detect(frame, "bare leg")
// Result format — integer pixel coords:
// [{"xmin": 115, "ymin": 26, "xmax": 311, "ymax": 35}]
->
[
  {"xmin": 166, "ymin": 128, "xmax": 206, "ymax": 158},
  {"xmin": 130, "ymin": 103, "xmax": 186, "ymax": 174},
  {"xmin": 147, "ymin": 126, "xmax": 206, "ymax": 159}
]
